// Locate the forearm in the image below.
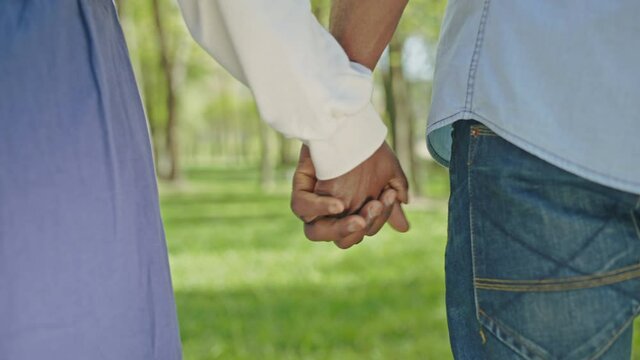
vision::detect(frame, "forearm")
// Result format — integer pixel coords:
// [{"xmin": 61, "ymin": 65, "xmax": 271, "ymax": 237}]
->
[
  {"xmin": 330, "ymin": 0, "xmax": 408, "ymax": 70},
  {"xmin": 179, "ymin": 0, "xmax": 388, "ymax": 179}
]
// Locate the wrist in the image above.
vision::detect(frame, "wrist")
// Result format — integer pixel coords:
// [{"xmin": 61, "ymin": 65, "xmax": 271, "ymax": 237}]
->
[{"xmin": 307, "ymin": 103, "xmax": 387, "ymax": 180}]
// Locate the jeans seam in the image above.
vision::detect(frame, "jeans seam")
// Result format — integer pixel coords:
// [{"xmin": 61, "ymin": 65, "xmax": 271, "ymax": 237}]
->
[
  {"xmin": 467, "ymin": 131, "xmax": 482, "ymax": 324},
  {"xmin": 585, "ymin": 305, "xmax": 640, "ymax": 360},
  {"xmin": 480, "ymin": 306, "xmax": 640, "ymax": 360},
  {"xmin": 467, "ymin": 133, "xmax": 479, "ymax": 166},
  {"xmin": 472, "ymin": 202, "xmax": 640, "ymax": 310},
  {"xmin": 474, "ymin": 264, "xmax": 640, "ymax": 292},
  {"xmin": 476, "ymin": 262, "xmax": 640, "ymax": 284},
  {"xmin": 478, "ymin": 309, "xmax": 549, "ymax": 360}
]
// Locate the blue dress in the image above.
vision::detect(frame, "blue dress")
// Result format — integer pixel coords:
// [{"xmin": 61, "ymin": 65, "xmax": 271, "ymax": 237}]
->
[{"xmin": 0, "ymin": 1, "xmax": 182, "ymax": 358}]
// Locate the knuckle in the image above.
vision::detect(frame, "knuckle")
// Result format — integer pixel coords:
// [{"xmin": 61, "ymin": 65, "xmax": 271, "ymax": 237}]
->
[
  {"xmin": 301, "ymin": 215, "xmax": 315, "ymax": 224},
  {"xmin": 400, "ymin": 176, "xmax": 409, "ymax": 189}
]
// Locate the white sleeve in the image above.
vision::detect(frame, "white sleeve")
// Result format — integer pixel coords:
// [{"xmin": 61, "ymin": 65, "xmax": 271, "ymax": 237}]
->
[{"xmin": 177, "ymin": 0, "xmax": 387, "ymax": 180}]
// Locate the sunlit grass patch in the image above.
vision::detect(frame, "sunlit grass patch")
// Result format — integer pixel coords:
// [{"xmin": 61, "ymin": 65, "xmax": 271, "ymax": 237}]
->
[{"xmin": 161, "ymin": 166, "xmax": 451, "ymax": 359}]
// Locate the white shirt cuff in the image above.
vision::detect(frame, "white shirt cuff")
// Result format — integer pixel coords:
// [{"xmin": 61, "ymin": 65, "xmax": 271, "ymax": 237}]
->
[{"xmin": 308, "ymin": 104, "xmax": 388, "ymax": 180}]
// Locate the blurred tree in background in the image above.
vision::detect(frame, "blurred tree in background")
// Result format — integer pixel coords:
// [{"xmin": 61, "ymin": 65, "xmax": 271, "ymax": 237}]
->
[
  {"xmin": 115, "ymin": 0, "xmax": 447, "ymax": 196},
  {"xmin": 380, "ymin": 0, "xmax": 447, "ymax": 197}
]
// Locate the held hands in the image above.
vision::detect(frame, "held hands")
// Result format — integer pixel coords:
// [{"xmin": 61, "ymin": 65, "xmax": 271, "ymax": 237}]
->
[{"xmin": 290, "ymin": 142, "xmax": 410, "ymax": 249}]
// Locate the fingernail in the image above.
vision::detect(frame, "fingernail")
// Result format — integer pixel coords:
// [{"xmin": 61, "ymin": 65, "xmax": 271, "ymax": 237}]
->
[
  {"xmin": 329, "ymin": 202, "xmax": 344, "ymax": 214},
  {"xmin": 347, "ymin": 222, "xmax": 362, "ymax": 233},
  {"xmin": 367, "ymin": 206, "xmax": 381, "ymax": 221},
  {"xmin": 383, "ymin": 195, "xmax": 395, "ymax": 206}
]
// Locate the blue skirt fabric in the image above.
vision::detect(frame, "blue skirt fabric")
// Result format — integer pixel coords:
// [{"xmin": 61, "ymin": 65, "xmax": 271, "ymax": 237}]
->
[{"xmin": 0, "ymin": 1, "xmax": 182, "ymax": 358}]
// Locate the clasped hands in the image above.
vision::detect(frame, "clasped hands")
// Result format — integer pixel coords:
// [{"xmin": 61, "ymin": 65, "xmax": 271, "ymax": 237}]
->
[{"xmin": 290, "ymin": 142, "xmax": 410, "ymax": 249}]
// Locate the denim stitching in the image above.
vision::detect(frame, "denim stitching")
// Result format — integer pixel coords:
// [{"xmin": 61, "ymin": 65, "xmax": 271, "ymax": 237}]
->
[
  {"xmin": 464, "ymin": 0, "xmax": 492, "ymax": 111},
  {"xmin": 467, "ymin": 127, "xmax": 482, "ymax": 324},
  {"xmin": 470, "ymin": 124, "xmax": 497, "ymax": 137},
  {"xmin": 476, "ymin": 262, "xmax": 640, "ymax": 284},
  {"xmin": 467, "ymin": 130, "xmax": 480, "ymax": 166},
  {"xmin": 471, "ymin": 189, "xmax": 640, "ymax": 316},
  {"xmin": 473, "ymin": 204, "xmax": 612, "ymax": 283},
  {"xmin": 480, "ymin": 306, "xmax": 640, "ymax": 360},
  {"xmin": 586, "ymin": 307, "xmax": 640, "ymax": 360},
  {"xmin": 426, "ymin": 110, "xmax": 468, "ymax": 133},
  {"xmin": 478, "ymin": 309, "xmax": 549, "ymax": 360},
  {"xmin": 475, "ymin": 264, "xmax": 640, "ymax": 292}
]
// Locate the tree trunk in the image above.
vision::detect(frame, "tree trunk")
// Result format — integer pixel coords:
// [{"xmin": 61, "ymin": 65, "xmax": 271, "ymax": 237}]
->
[
  {"xmin": 386, "ymin": 36, "xmax": 422, "ymax": 197},
  {"xmin": 382, "ymin": 67, "xmax": 396, "ymax": 149},
  {"xmin": 278, "ymin": 134, "xmax": 296, "ymax": 167},
  {"xmin": 151, "ymin": 0, "xmax": 180, "ymax": 181},
  {"xmin": 311, "ymin": 1, "xmax": 326, "ymax": 25},
  {"xmin": 259, "ymin": 121, "xmax": 277, "ymax": 190}
]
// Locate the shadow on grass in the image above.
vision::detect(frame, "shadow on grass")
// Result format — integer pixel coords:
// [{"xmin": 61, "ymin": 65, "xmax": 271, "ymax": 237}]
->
[{"xmin": 176, "ymin": 277, "xmax": 452, "ymax": 360}]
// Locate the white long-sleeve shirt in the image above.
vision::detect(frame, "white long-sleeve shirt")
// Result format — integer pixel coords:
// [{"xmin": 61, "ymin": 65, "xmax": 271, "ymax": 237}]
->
[{"xmin": 177, "ymin": 0, "xmax": 387, "ymax": 180}]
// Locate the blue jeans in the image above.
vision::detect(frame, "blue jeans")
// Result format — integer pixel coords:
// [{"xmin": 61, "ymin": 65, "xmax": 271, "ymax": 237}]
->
[{"xmin": 446, "ymin": 120, "xmax": 640, "ymax": 359}]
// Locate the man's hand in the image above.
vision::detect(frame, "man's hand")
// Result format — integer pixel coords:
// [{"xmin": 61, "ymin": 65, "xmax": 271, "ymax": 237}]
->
[
  {"xmin": 291, "ymin": 144, "xmax": 409, "ymax": 249},
  {"xmin": 289, "ymin": 0, "xmax": 410, "ymax": 249},
  {"xmin": 315, "ymin": 141, "xmax": 409, "ymax": 213}
]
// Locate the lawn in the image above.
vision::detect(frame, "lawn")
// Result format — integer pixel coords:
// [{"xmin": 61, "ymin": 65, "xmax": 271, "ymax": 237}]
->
[{"xmin": 160, "ymin": 165, "xmax": 640, "ymax": 360}]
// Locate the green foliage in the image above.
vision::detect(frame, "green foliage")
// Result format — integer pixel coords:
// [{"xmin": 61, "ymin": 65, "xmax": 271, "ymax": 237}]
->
[{"xmin": 397, "ymin": 0, "xmax": 448, "ymax": 41}]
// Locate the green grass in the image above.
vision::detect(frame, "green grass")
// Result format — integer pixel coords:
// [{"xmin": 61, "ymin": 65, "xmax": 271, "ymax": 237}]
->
[{"xmin": 160, "ymin": 166, "xmax": 640, "ymax": 360}]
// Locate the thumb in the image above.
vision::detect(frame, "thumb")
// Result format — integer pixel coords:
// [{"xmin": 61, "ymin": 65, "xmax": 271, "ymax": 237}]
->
[
  {"xmin": 387, "ymin": 201, "xmax": 409, "ymax": 232},
  {"xmin": 388, "ymin": 171, "xmax": 410, "ymax": 204}
]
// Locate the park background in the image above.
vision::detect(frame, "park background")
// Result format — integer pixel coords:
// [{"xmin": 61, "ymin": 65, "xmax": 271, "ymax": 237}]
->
[{"xmin": 114, "ymin": 0, "xmax": 640, "ymax": 358}]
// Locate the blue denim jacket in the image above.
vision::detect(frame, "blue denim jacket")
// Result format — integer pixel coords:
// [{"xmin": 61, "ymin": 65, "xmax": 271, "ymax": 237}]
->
[{"xmin": 427, "ymin": 0, "xmax": 640, "ymax": 195}]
